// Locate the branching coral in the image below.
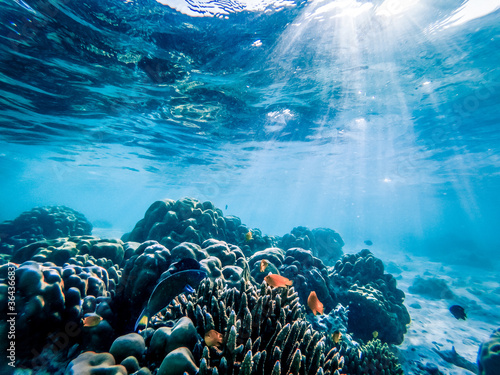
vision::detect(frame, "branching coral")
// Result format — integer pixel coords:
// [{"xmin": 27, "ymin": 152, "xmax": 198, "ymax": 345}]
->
[
  {"xmin": 161, "ymin": 279, "xmax": 345, "ymax": 375},
  {"xmin": 340, "ymin": 339, "xmax": 403, "ymax": 375}
]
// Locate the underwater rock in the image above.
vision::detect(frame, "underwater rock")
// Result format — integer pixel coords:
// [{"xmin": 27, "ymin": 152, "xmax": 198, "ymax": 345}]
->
[
  {"xmin": 409, "ymin": 276, "xmax": 456, "ymax": 300},
  {"xmin": 149, "ymin": 317, "xmax": 198, "ymax": 362},
  {"xmin": 477, "ymin": 328, "xmax": 500, "ymax": 375},
  {"xmin": 110, "ymin": 333, "xmax": 146, "ymax": 364},
  {"xmin": 122, "ymin": 198, "xmax": 274, "ymax": 252},
  {"xmin": 121, "ymin": 356, "xmax": 141, "ymax": 373},
  {"xmin": 0, "ymin": 206, "xmax": 92, "ymax": 255},
  {"xmin": 65, "ymin": 351, "xmax": 127, "ymax": 375},
  {"xmin": 329, "ymin": 249, "xmax": 410, "ymax": 345},
  {"xmin": 157, "ymin": 347, "xmax": 199, "ymax": 375}
]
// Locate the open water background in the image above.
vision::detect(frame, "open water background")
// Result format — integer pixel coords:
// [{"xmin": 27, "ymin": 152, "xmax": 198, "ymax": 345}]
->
[{"xmin": 1, "ymin": 0, "xmax": 499, "ymax": 267}]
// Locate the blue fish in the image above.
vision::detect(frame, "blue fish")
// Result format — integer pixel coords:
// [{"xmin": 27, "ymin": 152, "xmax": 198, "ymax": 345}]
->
[{"xmin": 135, "ymin": 268, "xmax": 206, "ymax": 331}]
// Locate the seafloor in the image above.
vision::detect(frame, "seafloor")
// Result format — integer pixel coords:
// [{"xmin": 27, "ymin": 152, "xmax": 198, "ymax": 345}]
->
[{"xmin": 0, "ymin": 197, "xmax": 498, "ymax": 374}]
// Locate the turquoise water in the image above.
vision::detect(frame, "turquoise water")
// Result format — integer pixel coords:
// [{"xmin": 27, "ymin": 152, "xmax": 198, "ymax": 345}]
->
[{"xmin": 1, "ymin": 0, "xmax": 500, "ymax": 266}]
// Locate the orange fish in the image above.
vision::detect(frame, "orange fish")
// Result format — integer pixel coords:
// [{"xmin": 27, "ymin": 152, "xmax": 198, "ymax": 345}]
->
[
  {"xmin": 307, "ymin": 291, "xmax": 324, "ymax": 316},
  {"xmin": 264, "ymin": 274, "xmax": 293, "ymax": 288},
  {"xmin": 260, "ymin": 259, "xmax": 269, "ymax": 273},
  {"xmin": 332, "ymin": 330, "xmax": 342, "ymax": 344},
  {"xmin": 82, "ymin": 314, "xmax": 103, "ymax": 327},
  {"xmin": 204, "ymin": 329, "xmax": 223, "ymax": 347}
]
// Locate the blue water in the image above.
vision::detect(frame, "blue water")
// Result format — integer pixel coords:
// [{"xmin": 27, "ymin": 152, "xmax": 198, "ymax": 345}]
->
[{"xmin": 1, "ymin": 0, "xmax": 499, "ymax": 267}]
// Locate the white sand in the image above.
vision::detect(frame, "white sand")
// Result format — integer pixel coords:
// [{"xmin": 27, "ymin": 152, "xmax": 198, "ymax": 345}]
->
[{"xmin": 379, "ymin": 251, "xmax": 500, "ymax": 374}]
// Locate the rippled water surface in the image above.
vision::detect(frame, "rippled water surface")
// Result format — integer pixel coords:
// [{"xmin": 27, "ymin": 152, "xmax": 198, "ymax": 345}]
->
[{"xmin": 1, "ymin": 0, "xmax": 499, "ymax": 264}]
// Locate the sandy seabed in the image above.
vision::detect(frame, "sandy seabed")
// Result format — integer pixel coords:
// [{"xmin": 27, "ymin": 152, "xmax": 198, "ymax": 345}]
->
[{"xmin": 381, "ymin": 251, "xmax": 500, "ymax": 374}]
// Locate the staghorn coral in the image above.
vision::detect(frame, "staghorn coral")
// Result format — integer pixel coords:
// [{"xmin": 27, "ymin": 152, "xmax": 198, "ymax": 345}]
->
[
  {"xmin": 162, "ymin": 278, "xmax": 345, "ymax": 375},
  {"xmin": 340, "ymin": 339, "xmax": 403, "ymax": 375}
]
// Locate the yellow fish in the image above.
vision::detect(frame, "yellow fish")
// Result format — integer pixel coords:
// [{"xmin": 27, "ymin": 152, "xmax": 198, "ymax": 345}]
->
[
  {"xmin": 82, "ymin": 314, "xmax": 103, "ymax": 327},
  {"xmin": 372, "ymin": 331, "xmax": 379, "ymax": 339},
  {"xmin": 245, "ymin": 231, "xmax": 253, "ymax": 242},
  {"xmin": 264, "ymin": 274, "xmax": 293, "ymax": 288},
  {"xmin": 204, "ymin": 329, "xmax": 223, "ymax": 347},
  {"xmin": 332, "ymin": 330, "xmax": 342, "ymax": 344},
  {"xmin": 260, "ymin": 259, "xmax": 269, "ymax": 273}
]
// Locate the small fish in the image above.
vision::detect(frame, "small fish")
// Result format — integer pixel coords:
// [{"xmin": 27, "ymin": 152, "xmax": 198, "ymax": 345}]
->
[
  {"xmin": 372, "ymin": 331, "xmax": 379, "ymax": 339},
  {"xmin": 364, "ymin": 240, "xmax": 373, "ymax": 246},
  {"xmin": 204, "ymin": 329, "xmax": 223, "ymax": 347},
  {"xmin": 225, "ymin": 205, "xmax": 228, "ymax": 210},
  {"xmin": 449, "ymin": 305, "xmax": 467, "ymax": 320},
  {"xmin": 264, "ymin": 274, "xmax": 293, "ymax": 288},
  {"xmin": 307, "ymin": 291, "xmax": 324, "ymax": 316},
  {"xmin": 332, "ymin": 330, "xmax": 342, "ymax": 344},
  {"xmin": 260, "ymin": 259, "xmax": 269, "ymax": 273},
  {"xmin": 245, "ymin": 231, "xmax": 253, "ymax": 242},
  {"xmin": 83, "ymin": 314, "xmax": 103, "ymax": 327}
]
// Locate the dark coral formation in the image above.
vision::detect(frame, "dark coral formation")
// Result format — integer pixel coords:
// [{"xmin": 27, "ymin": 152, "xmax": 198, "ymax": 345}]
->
[
  {"xmin": 122, "ymin": 198, "xmax": 274, "ymax": 253},
  {"xmin": 328, "ymin": 249, "xmax": 410, "ymax": 345},
  {"xmin": 477, "ymin": 328, "xmax": 500, "ymax": 375},
  {"xmin": 0, "ymin": 256, "xmax": 116, "ymax": 364},
  {"xmin": 280, "ymin": 226, "xmax": 345, "ymax": 263},
  {"xmin": 0, "ymin": 206, "xmax": 92, "ymax": 255}
]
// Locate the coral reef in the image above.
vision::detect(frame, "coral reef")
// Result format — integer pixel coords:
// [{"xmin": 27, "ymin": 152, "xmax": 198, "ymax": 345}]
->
[
  {"xmin": 0, "ymin": 200, "xmax": 408, "ymax": 375},
  {"xmin": 162, "ymin": 278, "xmax": 346, "ymax": 375},
  {"xmin": 340, "ymin": 339, "xmax": 403, "ymax": 375},
  {"xmin": 0, "ymin": 257, "xmax": 115, "ymax": 362},
  {"xmin": 280, "ymin": 226, "xmax": 344, "ymax": 263},
  {"xmin": 11, "ymin": 236, "xmax": 125, "ymax": 268},
  {"xmin": 477, "ymin": 328, "xmax": 500, "ymax": 375},
  {"xmin": 122, "ymin": 198, "xmax": 274, "ymax": 253},
  {"xmin": 328, "ymin": 249, "xmax": 410, "ymax": 345},
  {"xmin": 0, "ymin": 206, "xmax": 92, "ymax": 255}
]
